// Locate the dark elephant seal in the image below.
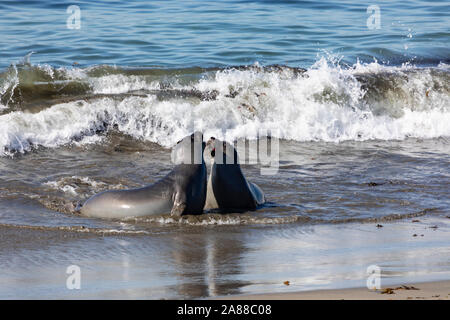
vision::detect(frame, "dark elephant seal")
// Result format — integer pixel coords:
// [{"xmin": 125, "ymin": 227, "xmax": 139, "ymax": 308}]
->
[
  {"xmin": 80, "ymin": 132, "xmax": 207, "ymax": 219},
  {"xmin": 204, "ymin": 137, "xmax": 265, "ymax": 212}
]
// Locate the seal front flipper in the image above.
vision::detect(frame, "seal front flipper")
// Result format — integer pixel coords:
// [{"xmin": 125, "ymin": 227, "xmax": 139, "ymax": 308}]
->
[
  {"xmin": 171, "ymin": 192, "xmax": 187, "ymax": 216},
  {"xmin": 248, "ymin": 181, "xmax": 265, "ymax": 206},
  {"xmin": 171, "ymin": 202, "xmax": 187, "ymax": 216}
]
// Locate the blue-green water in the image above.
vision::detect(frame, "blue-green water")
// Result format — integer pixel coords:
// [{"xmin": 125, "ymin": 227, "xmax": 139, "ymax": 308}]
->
[{"xmin": 1, "ymin": 0, "xmax": 449, "ymax": 68}]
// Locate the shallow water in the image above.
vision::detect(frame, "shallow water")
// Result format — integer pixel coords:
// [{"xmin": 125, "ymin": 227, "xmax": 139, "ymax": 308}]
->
[
  {"xmin": 0, "ymin": 138, "xmax": 449, "ymax": 228},
  {"xmin": 0, "ymin": 0, "xmax": 449, "ymax": 299}
]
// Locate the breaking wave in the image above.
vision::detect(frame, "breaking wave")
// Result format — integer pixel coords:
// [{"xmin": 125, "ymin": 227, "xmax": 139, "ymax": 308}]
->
[{"xmin": 1, "ymin": 55, "xmax": 449, "ymax": 156}]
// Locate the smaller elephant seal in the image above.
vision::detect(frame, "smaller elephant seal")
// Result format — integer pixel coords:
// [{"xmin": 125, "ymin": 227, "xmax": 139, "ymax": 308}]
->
[
  {"xmin": 80, "ymin": 132, "xmax": 207, "ymax": 219},
  {"xmin": 204, "ymin": 137, "xmax": 265, "ymax": 212}
]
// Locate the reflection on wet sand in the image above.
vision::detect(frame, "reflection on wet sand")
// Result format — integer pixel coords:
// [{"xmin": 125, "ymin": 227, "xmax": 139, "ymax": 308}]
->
[
  {"xmin": 170, "ymin": 229, "xmax": 251, "ymax": 298},
  {"xmin": 0, "ymin": 216, "xmax": 449, "ymax": 299}
]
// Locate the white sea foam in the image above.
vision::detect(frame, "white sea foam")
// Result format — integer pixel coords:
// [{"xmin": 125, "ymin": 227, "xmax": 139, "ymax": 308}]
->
[
  {"xmin": 89, "ymin": 74, "xmax": 157, "ymax": 94},
  {"xmin": 43, "ymin": 176, "xmax": 119, "ymax": 196},
  {"xmin": 129, "ymin": 214, "xmax": 302, "ymax": 226},
  {"xmin": 43, "ymin": 180, "xmax": 78, "ymax": 196},
  {"xmin": 0, "ymin": 59, "xmax": 449, "ymax": 155}
]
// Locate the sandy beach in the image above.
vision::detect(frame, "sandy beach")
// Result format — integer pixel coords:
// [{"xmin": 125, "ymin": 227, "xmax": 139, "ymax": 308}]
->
[{"xmin": 219, "ymin": 280, "xmax": 450, "ymax": 300}]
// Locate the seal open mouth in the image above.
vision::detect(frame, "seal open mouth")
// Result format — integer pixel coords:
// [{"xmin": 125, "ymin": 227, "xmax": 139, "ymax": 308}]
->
[{"xmin": 208, "ymin": 137, "xmax": 216, "ymax": 157}]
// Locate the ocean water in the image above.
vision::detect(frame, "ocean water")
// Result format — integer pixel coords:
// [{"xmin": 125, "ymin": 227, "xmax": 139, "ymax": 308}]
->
[
  {"xmin": 1, "ymin": 0, "xmax": 449, "ymax": 68},
  {"xmin": 0, "ymin": 0, "xmax": 449, "ymax": 299}
]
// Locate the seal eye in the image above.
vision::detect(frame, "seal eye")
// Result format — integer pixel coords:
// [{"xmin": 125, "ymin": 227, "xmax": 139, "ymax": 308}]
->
[{"xmin": 211, "ymin": 148, "xmax": 215, "ymax": 157}]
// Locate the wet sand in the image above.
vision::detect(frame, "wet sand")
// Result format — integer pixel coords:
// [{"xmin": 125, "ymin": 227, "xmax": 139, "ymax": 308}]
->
[
  {"xmin": 219, "ymin": 280, "xmax": 450, "ymax": 300},
  {"xmin": 1, "ymin": 216, "xmax": 449, "ymax": 299}
]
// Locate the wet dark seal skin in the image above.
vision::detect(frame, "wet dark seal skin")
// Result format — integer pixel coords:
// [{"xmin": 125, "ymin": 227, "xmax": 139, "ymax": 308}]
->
[
  {"xmin": 80, "ymin": 132, "xmax": 207, "ymax": 219},
  {"xmin": 204, "ymin": 137, "xmax": 265, "ymax": 212}
]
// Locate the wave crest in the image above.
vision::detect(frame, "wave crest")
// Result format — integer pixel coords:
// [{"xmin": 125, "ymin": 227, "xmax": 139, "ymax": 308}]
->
[{"xmin": 0, "ymin": 58, "xmax": 449, "ymax": 155}]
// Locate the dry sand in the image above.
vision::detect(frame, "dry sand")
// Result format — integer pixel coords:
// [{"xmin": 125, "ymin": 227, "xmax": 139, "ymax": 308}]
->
[{"xmin": 218, "ymin": 280, "xmax": 450, "ymax": 300}]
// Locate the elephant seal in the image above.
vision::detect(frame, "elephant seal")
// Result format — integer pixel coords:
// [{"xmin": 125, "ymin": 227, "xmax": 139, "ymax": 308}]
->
[
  {"xmin": 80, "ymin": 132, "xmax": 207, "ymax": 219},
  {"xmin": 204, "ymin": 137, "xmax": 265, "ymax": 212}
]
